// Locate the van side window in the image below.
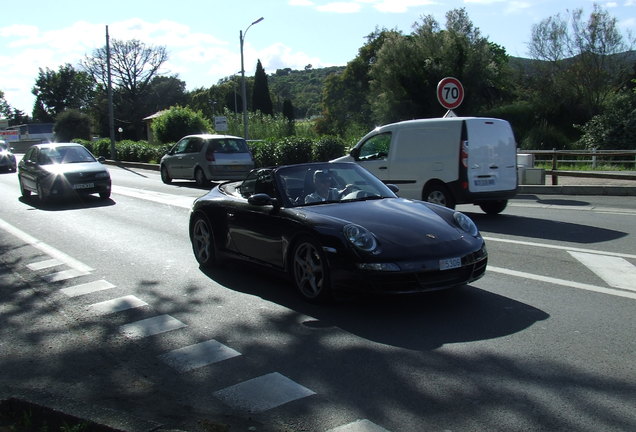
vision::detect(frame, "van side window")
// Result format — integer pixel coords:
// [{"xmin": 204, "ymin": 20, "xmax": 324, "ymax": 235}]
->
[{"xmin": 357, "ymin": 133, "xmax": 391, "ymax": 160}]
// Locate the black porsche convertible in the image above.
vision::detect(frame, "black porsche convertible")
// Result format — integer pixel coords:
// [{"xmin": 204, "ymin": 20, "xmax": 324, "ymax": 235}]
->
[{"xmin": 189, "ymin": 162, "xmax": 487, "ymax": 302}]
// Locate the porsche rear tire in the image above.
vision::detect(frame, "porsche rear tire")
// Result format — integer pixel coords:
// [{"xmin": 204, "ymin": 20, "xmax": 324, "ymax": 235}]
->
[
  {"xmin": 191, "ymin": 213, "xmax": 217, "ymax": 268},
  {"xmin": 291, "ymin": 237, "xmax": 333, "ymax": 303}
]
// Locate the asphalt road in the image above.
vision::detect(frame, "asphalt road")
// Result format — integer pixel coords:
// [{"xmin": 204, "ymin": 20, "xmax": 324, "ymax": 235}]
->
[{"xmin": 0, "ymin": 163, "xmax": 635, "ymax": 432}]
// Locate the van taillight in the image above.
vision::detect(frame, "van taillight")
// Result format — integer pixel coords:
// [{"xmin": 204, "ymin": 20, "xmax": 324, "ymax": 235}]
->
[
  {"xmin": 206, "ymin": 151, "xmax": 215, "ymax": 162},
  {"xmin": 461, "ymin": 140, "xmax": 468, "ymax": 168}
]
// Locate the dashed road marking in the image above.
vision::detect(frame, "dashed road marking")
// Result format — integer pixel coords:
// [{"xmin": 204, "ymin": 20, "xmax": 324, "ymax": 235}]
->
[
  {"xmin": 569, "ymin": 251, "xmax": 636, "ymax": 292},
  {"xmin": 158, "ymin": 339, "xmax": 241, "ymax": 373},
  {"xmin": 214, "ymin": 372, "xmax": 315, "ymax": 413},
  {"xmin": 120, "ymin": 314, "xmax": 187, "ymax": 339},
  {"xmin": 89, "ymin": 295, "xmax": 148, "ymax": 315},
  {"xmin": 60, "ymin": 280, "xmax": 116, "ymax": 297}
]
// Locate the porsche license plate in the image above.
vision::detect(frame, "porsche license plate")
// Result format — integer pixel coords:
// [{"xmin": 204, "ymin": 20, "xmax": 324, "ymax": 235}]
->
[
  {"xmin": 440, "ymin": 257, "xmax": 462, "ymax": 271},
  {"xmin": 73, "ymin": 182, "xmax": 94, "ymax": 190}
]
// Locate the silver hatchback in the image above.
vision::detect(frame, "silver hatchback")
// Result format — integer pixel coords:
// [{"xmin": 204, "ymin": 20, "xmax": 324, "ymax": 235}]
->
[{"xmin": 160, "ymin": 134, "xmax": 254, "ymax": 186}]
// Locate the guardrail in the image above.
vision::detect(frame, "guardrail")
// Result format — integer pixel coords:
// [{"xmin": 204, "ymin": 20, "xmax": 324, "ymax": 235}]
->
[{"xmin": 520, "ymin": 149, "xmax": 636, "ymax": 185}]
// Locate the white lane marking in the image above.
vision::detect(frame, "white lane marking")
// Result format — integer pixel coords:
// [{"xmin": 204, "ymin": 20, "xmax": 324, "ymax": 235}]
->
[
  {"xmin": 120, "ymin": 314, "xmax": 187, "ymax": 339},
  {"xmin": 214, "ymin": 372, "xmax": 316, "ymax": 413},
  {"xmin": 112, "ymin": 185, "xmax": 195, "ymax": 209},
  {"xmin": 0, "ymin": 217, "xmax": 93, "ymax": 273},
  {"xmin": 27, "ymin": 259, "xmax": 63, "ymax": 270},
  {"xmin": 569, "ymin": 252, "xmax": 636, "ymax": 292},
  {"xmin": 61, "ymin": 280, "xmax": 116, "ymax": 298},
  {"xmin": 483, "ymin": 236, "xmax": 636, "ymax": 260},
  {"xmin": 488, "ymin": 266, "xmax": 636, "ymax": 300},
  {"xmin": 158, "ymin": 339, "xmax": 241, "ymax": 373},
  {"xmin": 89, "ymin": 295, "xmax": 148, "ymax": 315},
  {"xmin": 326, "ymin": 419, "xmax": 392, "ymax": 432}
]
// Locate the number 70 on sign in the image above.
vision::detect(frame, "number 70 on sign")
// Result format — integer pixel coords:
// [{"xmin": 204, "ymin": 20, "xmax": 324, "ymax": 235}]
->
[{"xmin": 436, "ymin": 77, "xmax": 464, "ymax": 110}]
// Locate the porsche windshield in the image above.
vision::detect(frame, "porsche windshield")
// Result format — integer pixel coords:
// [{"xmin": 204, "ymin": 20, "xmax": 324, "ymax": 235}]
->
[{"xmin": 276, "ymin": 163, "xmax": 397, "ymax": 207}]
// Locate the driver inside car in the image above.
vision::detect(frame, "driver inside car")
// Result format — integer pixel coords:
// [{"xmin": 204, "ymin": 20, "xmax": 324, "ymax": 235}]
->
[{"xmin": 305, "ymin": 170, "xmax": 356, "ymax": 203}]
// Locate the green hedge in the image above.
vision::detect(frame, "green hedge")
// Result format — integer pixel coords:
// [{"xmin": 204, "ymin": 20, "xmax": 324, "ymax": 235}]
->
[{"xmin": 72, "ymin": 135, "xmax": 348, "ymax": 167}]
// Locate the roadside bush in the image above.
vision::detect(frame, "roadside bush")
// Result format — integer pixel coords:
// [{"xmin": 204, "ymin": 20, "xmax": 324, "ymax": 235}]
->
[
  {"xmin": 312, "ymin": 135, "xmax": 346, "ymax": 161},
  {"xmin": 250, "ymin": 140, "xmax": 278, "ymax": 167},
  {"xmin": 152, "ymin": 106, "xmax": 213, "ymax": 144},
  {"xmin": 274, "ymin": 136, "xmax": 313, "ymax": 165}
]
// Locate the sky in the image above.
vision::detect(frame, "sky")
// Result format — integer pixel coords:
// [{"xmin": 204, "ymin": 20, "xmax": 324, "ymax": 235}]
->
[{"xmin": 1, "ymin": 0, "xmax": 634, "ymax": 114}]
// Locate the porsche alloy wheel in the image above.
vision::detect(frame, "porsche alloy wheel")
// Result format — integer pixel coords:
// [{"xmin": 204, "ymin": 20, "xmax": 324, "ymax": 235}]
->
[
  {"xmin": 292, "ymin": 238, "xmax": 332, "ymax": 302},
  {"xmin": 191, "ymin": 214, "xmax": 216, "ymax": 267}
]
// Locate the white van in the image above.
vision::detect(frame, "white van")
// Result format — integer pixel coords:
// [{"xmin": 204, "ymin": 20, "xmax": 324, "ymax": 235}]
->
[{"xmin": 333, "ymin": 117, "xmax": 518, "ymax": 214}]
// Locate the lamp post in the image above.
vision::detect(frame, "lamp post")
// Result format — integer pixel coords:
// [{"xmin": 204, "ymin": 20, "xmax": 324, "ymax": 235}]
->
[{"xmin": 240, "ymin": 17, "xmax": 264, "ymax": 140}]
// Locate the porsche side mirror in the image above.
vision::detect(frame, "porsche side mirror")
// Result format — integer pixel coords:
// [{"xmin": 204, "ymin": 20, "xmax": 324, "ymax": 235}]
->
[
  {"xmin": 248, "ymin": 193, "xmax": 279, "ymax": 207},
  {"xmin": 386, "ymin": 184, "xmax": 399, "ymax": 193}
]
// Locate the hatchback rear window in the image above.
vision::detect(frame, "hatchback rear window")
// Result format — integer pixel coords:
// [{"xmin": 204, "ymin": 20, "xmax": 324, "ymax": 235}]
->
[{"xmin": 208, "ymin": 139, "xmax": 250, "ymax": 153}]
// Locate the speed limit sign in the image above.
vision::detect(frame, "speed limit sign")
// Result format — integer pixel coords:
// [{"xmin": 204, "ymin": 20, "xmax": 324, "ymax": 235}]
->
[{"xmin": 437, "ymin": 77, "xmax": 464, "ymax": 110}]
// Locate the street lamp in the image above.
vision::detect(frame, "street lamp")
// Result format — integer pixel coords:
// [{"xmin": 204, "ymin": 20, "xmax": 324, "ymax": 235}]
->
[{"xmin": 240, "ymin": 17, "xmax": 264, "ymax": 140}]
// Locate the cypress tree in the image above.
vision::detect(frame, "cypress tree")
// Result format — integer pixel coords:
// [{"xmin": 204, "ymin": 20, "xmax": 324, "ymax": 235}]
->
[{"xmin": 252, "ymin": 60, "xmax": 273, "ymax": 115}]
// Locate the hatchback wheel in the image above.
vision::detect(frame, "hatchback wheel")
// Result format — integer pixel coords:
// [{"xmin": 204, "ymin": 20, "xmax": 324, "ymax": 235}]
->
[
  {"xmin": 160, "ymin": 165, "xmax": 172, "ymax": 184},
  {"xmin": 291, "ymin": 237, "xmax": 333, "ymax": 303},
  {"xmin": 191, "ymin": 213, "xmax": 216, "ymax": 267},
  {"xmin": 195, "ymin": 168, "xmax": 208, "ymax": 187}
]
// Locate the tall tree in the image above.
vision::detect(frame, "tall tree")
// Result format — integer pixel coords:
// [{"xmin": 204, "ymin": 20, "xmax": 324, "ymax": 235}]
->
[
  {"xmin": 369, "ymin": 9, "xmax": 512, "ymax": 123},
  {"xmin": 317, "ymin": 28, "xmax": 397, "ymax": 135},
  {"xmin": 252, "ymin": 60, "xmax": 273, "ymax": 115},
  {"xmin": 528, "ymin": 4, "xmax": 633, "ymax": 123},
  {"xmin": 82, "ymin": 39, "xmax": 168, "ymax": 139},
  {"xmin": 31, "ymin": 64, "xmax": 95, "ymax": 122}
]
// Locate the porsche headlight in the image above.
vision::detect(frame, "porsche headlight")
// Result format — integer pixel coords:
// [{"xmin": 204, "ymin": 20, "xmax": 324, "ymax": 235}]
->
[
  {"xmin": 453, "ymin": 212, "xmax": 479, "ymax": 237},
  {"xmin": 343, "ymin": 224, "xmax": 378, "ymax": 253}
]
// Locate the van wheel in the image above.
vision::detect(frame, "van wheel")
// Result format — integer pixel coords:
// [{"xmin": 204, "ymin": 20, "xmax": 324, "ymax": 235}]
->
[
  {"xmin": 479, "ymin": 200, "xmax": 508, "ymax": 215},
  {"xmin": 423, "ymin": 184, "xmax": 455, "ymax": 209},
  {"xmin": 195, "ymin": 168, "xmax": 208, "ymax": 187}
]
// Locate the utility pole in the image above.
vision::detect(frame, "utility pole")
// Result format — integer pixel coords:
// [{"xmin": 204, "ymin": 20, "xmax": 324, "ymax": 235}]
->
[{"xmin": 106, "ymin": 25, "xmax": 116, "ymax": 160}]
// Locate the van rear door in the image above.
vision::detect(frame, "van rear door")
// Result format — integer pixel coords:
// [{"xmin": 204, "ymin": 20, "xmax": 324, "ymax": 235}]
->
[{"xmin": 464, "ymin": 119, "xmax": 517, "ymax": 193}]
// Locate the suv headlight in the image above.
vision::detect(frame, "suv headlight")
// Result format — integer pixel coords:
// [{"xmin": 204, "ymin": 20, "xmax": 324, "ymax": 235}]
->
[
  {"xmin": 453, "ymin": 212, "xmax": 479, "ymax": 237},
  {"xmin": 343, "ymin": 224, "xmax": 378, "ymax": 253}
]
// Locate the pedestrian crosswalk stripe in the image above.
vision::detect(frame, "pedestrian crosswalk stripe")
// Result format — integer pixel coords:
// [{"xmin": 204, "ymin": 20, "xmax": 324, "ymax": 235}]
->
[
  {"xmin": 43, "ymin": 268, "xmax": 90, "ymax": 283},
  {"xmin": 89, "ymin": 295, "xmax": 148, "ymax": 314},
  {"xmin": 326, "ymin": 419, "xmax": 392, "ymax": 432},
  {"xmin": 120, "ymin": 314, "xmax": 187, "ymax": 339},
  {"xmin": 61, "ymin": 280, "xmax": 116, "ymax": 297},
  {"xmin": 159, "ymin": 339, "xmax": 241, "ymax": 373},
  {"xmin": 27, "ymin": 258, "xmax": 63, "ymax": 271},
  {"xmin": 214, "ymin": 372, "xmax": 315, "ymax": 413}
]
